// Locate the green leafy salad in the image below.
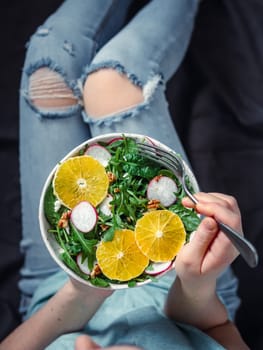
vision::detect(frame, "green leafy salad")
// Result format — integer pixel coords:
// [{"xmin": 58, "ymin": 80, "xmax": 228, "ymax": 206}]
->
[{"xmin": 43, "ymin": 136, "xmax": 200, "ymax": 288}]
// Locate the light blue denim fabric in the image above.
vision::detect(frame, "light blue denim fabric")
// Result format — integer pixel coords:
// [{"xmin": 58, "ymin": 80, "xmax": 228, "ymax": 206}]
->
[{"xmin": 19, "ymin": 0, "xmax": 240, "ymax": 329}]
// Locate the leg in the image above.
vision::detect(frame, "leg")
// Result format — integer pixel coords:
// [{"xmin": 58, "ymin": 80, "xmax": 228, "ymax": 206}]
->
[
  {"xmin": 19, "ymin": 0, "xmax": 133, "ymax": 315},
  {"xmin": 81, "ymin": 0, "xmax": 199, "ymax": 157}
]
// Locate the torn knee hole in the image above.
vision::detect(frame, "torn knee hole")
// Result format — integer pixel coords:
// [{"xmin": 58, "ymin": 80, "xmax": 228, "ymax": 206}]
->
[
  {"xmin": 29, "ymin": 67, "xmax": 77, "ymax": 109},
  {"xmin": 83, "ymin": 68, "xmax": 144, "ymax": 119}
]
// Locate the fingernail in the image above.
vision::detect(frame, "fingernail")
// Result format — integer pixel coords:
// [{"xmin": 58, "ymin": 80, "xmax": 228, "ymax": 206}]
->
[{"xmin": 203, "ymin": 218, "xmax": 215, "ymax": 231}]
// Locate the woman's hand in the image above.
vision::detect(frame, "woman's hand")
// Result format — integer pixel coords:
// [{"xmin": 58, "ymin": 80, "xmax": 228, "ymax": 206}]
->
[
  {"xmin": 165, "ymin": 192, "xmax": 249, "ymax": 349},
  {"xmin": 74, "ymin": 334, "xmax": 143, "ymax": 350},
  {"xmin": 165, "ymin": 192, "xmax": 242, "ymax": 331},
  {"xmin": 175, "ymin": 192, "xmax": 241, "ymax": 290}
]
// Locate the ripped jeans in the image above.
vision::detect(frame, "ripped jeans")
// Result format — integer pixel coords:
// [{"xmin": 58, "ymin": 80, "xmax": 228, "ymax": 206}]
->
[{"xmin": 19, "ymin": 0, "xmax": 240, "ymax": 319}]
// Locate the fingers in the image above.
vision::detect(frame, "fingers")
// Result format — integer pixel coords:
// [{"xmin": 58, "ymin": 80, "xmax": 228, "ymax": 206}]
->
[
  {"xmin": 174, "ymin": 192, "xmax": 241, "ymax": 283},
  {"xmin": 75, "ymin": 335, "xmax": 101, "ymax": 350},
  {"xmin": 182, "ymin": 192, "xmax": 243, "ymax": 234},
  {"xmin": 198, "ymin": 192, "xmax": 240, "ymax": 216},
  {"xmin": 183, "ymin": 192, "xmax": 239, "ymax": 210},
  {"xmin": 180, "ymin": 192, "xmax": 240, "ymax": 270},
  {"xmin": 74, "ymin": 335, "xmax": 143, "ymax": 350},
  {"xmin": 181, "ymin": 217, "xmax": 219, "ymax": 265},
  {"xmin": 196, "ymin": 202, "xmax": 242, "ymax": 234},
  {"xmin": 176, "ymin": 217, "xmax": 238, "ymax": 277}
]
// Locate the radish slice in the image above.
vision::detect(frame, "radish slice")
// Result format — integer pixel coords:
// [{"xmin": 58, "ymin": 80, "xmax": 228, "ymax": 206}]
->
[
  {"xmin": 71, "ymin": 201, "xmax": 98, "ymax": 233},
  {"xmin": 147, "ymin": 175, "xmax": 177, "ymax": 207},
  {"xmin": 144, "ymin": 136, "xmax": 155, "ymax": 146},
  {"xmin": 85, "ymin": 144, "xmax": 111, "ymax": 167},
  {"xmin": 145, "ymin": 261, "xmax": 173, "ymax": 276},
  {"xmin": 99, "ymin": 194, "xmax": 113, "ymax": 217},
  {"xmin": 76, "ymin": 253, "xmax": 90, "ymax": 275},
  {"xmin": 107, "ymin": 137, "xmax": 123, "ymax": 145}
]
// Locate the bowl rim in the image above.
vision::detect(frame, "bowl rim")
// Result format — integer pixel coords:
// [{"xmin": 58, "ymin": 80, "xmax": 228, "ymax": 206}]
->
[{"xmin": 39, "ymin": 132, "xmax": 199, "ymax": 289}]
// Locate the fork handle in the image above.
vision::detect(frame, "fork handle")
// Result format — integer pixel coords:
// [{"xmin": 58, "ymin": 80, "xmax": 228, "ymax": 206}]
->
[{"xmin": 217, "ymin": 221, "xmax": 258, "ymax": 268}]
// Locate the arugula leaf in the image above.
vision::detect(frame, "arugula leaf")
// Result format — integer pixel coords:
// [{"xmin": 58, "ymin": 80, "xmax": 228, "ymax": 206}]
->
[
  {"xmin": 128, "ymin": 280, "xmax": 137, "ymax": 288},
  {"xmin": 90, "ymin": 277, "xmax": 110, "ymax": 288},
  {"xmin": 70, "ymin": 222, "xmax": 98, "ymax": 255},
  {"xmin": 103, "ymin": 226, "xmax": 116, "ymax": 241}
]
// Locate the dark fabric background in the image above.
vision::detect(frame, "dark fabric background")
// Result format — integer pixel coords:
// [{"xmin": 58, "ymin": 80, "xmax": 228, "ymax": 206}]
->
[
  {"xmin": 0, "ymin": 0, "xmax": 64, "ymax": 339},
  {"xmin": 170, "ymin": 1, "xmax": 263, "ymax": 348},
  {"xmin": 1, "ymin": 1, "xmax": 263, "ymax": 349}
]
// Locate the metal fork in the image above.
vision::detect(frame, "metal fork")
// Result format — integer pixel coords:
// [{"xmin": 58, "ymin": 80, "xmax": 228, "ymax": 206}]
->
[{"xmin": 138, "ymin": 142, "xmax": 258, "ymax": 268}]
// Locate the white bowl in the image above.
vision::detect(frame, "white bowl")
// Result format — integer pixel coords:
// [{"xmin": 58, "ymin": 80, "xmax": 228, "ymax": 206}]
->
[{"xmin": 39, "ymin": 133, "xmax": 199, "ymax": 289}]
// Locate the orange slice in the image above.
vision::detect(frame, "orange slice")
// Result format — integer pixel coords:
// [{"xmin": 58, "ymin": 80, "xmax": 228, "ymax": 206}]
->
[
  {"xmin": 135, "ymin": 210, "xmax": 186, "ymax": 262},
  {"xmin": 96, "ymin": 229, "xmax": 149, "ymax": 281},
  {"xmin": 53, "ymin": 155, "xmax": 109, "ymax": 209}
]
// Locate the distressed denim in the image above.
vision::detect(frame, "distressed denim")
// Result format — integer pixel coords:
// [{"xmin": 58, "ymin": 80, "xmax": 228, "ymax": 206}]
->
[{"xmin": 19, "ymin": 0, "xmax": 240, "ymax": 320}]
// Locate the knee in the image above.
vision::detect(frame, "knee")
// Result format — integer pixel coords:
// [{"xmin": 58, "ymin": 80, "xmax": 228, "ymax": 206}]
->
[
  {"xmin": 83, "ymin": 68, "xmax": 144, "ymax": 118},
  {"xmin": 28, "ymin": 67, "xmax": 77, "ymax": 110}
]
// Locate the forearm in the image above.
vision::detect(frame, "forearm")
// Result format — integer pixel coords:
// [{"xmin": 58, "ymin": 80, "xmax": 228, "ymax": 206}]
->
[
  {"xmin": 0, "ymin": 280, "xmax": 111, "ymax": 350},
  {"xmin": 206, "ymin": 320, "xmax": 250, "ymax": 350},
  {"xmin": 165, "ymin": 277, "xmax": 249, "ymax": 349}
]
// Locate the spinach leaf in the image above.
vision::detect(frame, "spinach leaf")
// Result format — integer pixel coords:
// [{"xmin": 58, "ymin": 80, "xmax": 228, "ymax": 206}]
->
[{"xmin": 43, "ymin": 182, "xmax": 60, "ymax": 226}]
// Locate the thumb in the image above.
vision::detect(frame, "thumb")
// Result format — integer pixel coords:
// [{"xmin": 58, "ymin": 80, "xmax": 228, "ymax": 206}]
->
[{"xmin": 186, "ymin": 217, "xmax": 218, "ymax": 261}]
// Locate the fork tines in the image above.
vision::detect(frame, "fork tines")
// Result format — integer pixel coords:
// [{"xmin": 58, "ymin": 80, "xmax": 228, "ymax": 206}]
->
[{"xmin": 137, "ymin": 142, "xmax": 183, "ymax": 174}]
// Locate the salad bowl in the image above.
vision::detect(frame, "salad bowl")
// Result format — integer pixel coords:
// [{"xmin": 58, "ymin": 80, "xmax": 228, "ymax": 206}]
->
[{"xmin": 39, "ymin": 133, "xmax": 200, "ymax": 289}]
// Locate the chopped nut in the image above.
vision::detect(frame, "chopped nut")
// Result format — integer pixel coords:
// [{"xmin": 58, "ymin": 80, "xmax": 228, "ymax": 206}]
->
[
  {"xmin": 100, "ymin": 224, "xmax": 109, "ymax": 231},
  {"xmin": 147, "ymin": 199, "xmax": 160, "ymax": 210},
  {"xmin": 107, "ymin": 172, "xmax": 116, "ymax": 183},
  {"xmin": 90, "ymin": 264, "xmax": 101, "ymax": 278},
  {"xmin": 155, "ymin": 175, "xmax": 162, "ymax": 182},
  {"xmin": 113, "ymin": 188, "xmax": 120, "ymax": 193},
  {"xmin": 58, "ymin": 210, "xmax": 71, "ymax": 228}
]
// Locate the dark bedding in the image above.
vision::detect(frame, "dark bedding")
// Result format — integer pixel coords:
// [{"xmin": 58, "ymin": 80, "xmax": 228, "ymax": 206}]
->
[{"xmin": 1, "ymin": 1, "xmax": 263, "ymax": 349}]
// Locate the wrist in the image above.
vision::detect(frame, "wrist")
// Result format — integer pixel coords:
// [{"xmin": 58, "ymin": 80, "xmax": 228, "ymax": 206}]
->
[
  {"xmin": 49, "ymin": 279, "xmax": 113, "ymax": 334},
  {"xmin": 165, "ymin": 277, "xmax": 228, "ymax": 331},
  {"xmin": 68, "ymin": 278, "xmax": 113, "ymax": 304},
  {"xmin": 178, "ymin": 276, "xmax": 217, "ymax": 303}
]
